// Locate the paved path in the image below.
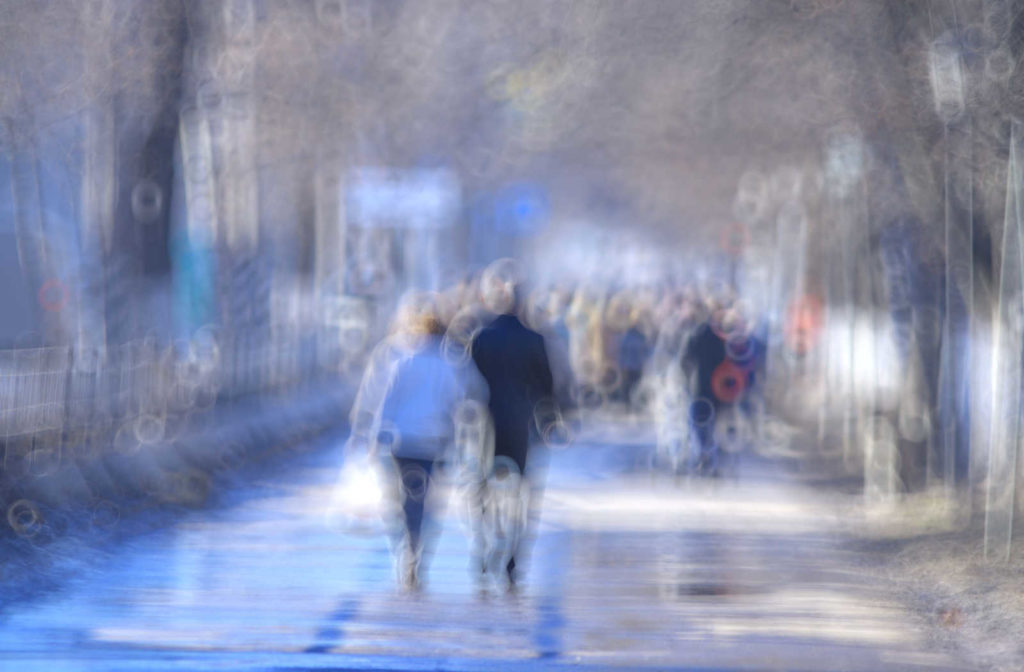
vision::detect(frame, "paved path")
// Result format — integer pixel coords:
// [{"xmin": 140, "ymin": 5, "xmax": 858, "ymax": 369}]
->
[{"xmin": 0, "ymin": 419, "xmax": 974, "ymax": 671}]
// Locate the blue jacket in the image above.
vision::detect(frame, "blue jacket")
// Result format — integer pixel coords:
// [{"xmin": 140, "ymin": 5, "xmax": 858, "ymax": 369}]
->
[{"xmin": 379, "ymin": 335, "xmax": 486, "ymax": 460}]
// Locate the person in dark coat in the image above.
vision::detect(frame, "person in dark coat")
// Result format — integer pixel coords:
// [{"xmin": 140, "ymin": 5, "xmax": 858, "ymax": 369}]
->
[
  {"xmin": 473, "ymin": 313, "xmax": 554, "ymax": 472},
  {"xmin": 617, "ymin": 316, "xmax": 653, "ymax": 407},
  {"xmin": 470, "ymin": 264, "xmax": 555, "ymax": 589},
  {"xmin": 681, "ymin": 303, "xmax": 755, "ymax": 475}
]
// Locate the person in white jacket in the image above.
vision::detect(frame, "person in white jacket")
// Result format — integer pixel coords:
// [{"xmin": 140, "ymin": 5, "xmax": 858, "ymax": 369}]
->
[{"xmin": 348, "ymin": 293, "xmax": 487, "ymax": 591}]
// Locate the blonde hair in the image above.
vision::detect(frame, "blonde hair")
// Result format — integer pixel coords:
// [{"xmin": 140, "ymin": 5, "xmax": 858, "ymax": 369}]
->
[
  {"xmin": 407, "ymin": 311, "xmax": 444, "ymax": 336},
  {"xmin": 391, "ymin": 291, "xmax": 444, "ymax": 338}
]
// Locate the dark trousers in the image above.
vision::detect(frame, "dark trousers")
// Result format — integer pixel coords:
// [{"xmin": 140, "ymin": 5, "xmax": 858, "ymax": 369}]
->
[
  {"xmin": 393, "ymin": 457, "xmax": 435, "ymax": 553},
  {"xmin": 617, "ymin": 368, "xmax": 643, "ymax": 405},
  {"xmin": 689, "ymin": 399, "xmax": 721, "ymax": 474}
]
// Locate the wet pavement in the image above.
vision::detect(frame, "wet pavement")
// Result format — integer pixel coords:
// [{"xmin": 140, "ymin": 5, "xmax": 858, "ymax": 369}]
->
[{"xmin": 0, "ymin": 417, "xmax": 975, "ymax": 671}]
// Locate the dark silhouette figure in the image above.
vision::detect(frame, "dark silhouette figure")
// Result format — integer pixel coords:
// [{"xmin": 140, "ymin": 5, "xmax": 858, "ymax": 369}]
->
[
  {"xmin": 473, "ymin": 313, "xmax": 555, "ymax": 474},
  {"xmin": 617, "ymin": 323, "xmax": 652, "ymax": 406},
  {"xmin": 681, "ymin": 320, "xmax": 728, "ymax": 473},
  {"xmin": 681, "ymin": 305, "xmax": 760, "ymax": 475},
  {"xmin": 471, "ymin": 304, "xmax": 554, "ymax": 587}
]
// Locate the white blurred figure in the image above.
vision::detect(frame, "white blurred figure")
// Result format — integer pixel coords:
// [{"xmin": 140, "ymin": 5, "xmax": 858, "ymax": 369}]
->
[
  {"xmin": 713, "ymin": 404, "xmax": 754, "ymax": 479},
  {"xmin": 478, "ymin": 456, "xmax": 531, "ymax": 592},
  {"xmin": 447, "ymin": 397, "xmax": 496, "ymax": 587},
  {"xmin": 653, "ymin": 365, "xmax": 692, "ymax": 476},
  {"xmin": 647, "ymin": 301, "xmax": 699, "ymax": 475}
]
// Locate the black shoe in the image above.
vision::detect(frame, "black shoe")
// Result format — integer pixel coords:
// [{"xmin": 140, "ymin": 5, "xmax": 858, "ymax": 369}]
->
[{"xmin": 505, "ymin": 556, "xmax": 522, "ymax": 592}]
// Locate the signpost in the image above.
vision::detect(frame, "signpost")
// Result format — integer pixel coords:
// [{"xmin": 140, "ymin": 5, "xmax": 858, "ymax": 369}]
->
[{"xmin": 346, "ymin": 168, "xmax": 460, "ymax": 293}]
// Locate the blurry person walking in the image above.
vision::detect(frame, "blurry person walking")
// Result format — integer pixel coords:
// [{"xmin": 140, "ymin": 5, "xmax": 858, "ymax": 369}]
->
[
  {"xmin": 348, "ymin": 294, "xmax": 486, "ymax": 592},
  {"xmin": 681, "ymin": 301, "xmax": 758, "ymax": 476},
  {"xmin": 471, "ymin": 261, "xmax": 555, "ymax": 591}
]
